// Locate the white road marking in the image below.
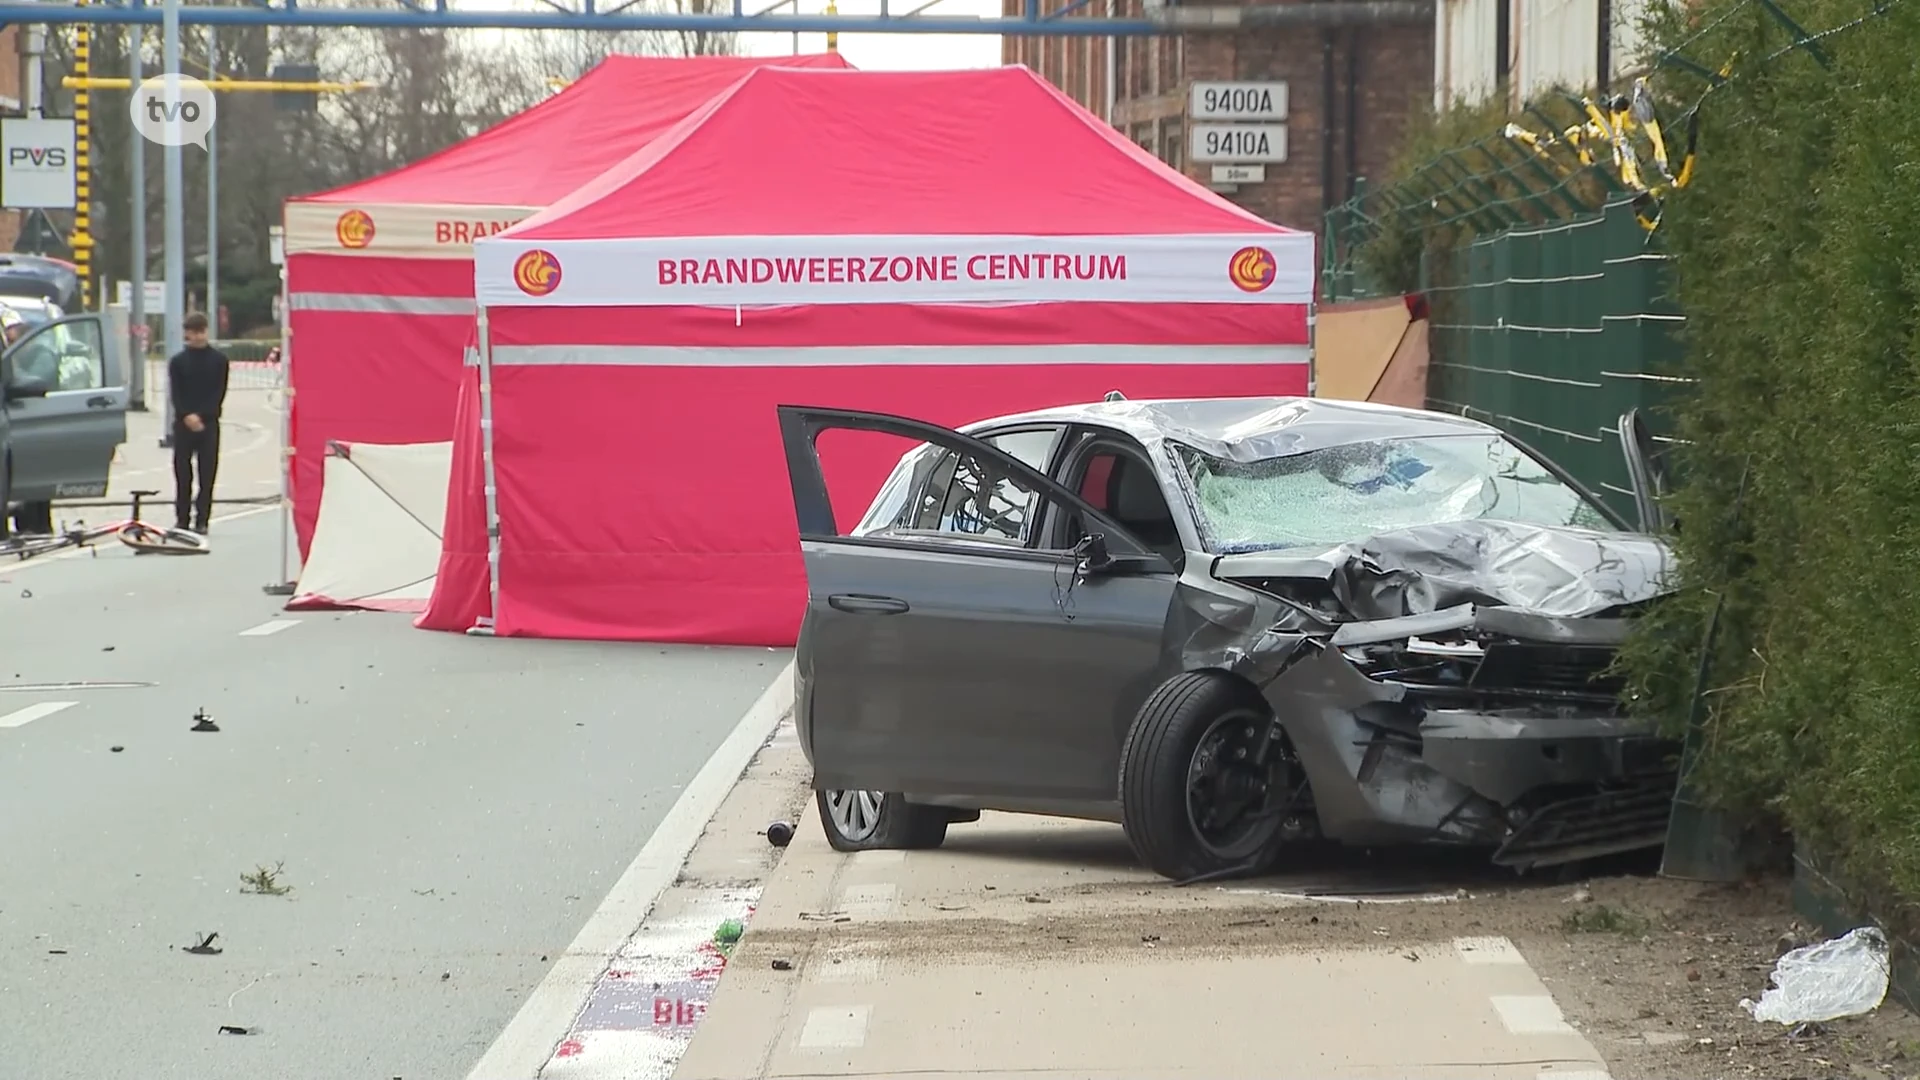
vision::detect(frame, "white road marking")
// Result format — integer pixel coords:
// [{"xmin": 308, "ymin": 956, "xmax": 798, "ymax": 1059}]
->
[
  {"xmin": 1493, "ymin": 994, "xmax": 1576, "ymax": 1036},
  {"xmin": 238, "ymin": 619, "xmax": 299, "ymax": 637},
  {"xmin": 462, "ymin": 660, "xmax": 796, "ymax": 1080},
  {"xmin": 851, "ymin": 849, "xmax": 906, "ymax": 866},
  {"xmin": 0, "ymin": 701, "xmax": 78, "ymax": 729},
  {"xmin": 838, "ymin": 883, "xmax": 899, "ymax": 919},
  {"xmin": 1455, "ymin": 936, "xmax": 1528, "ymax": 964},
  {"xmin": 798, "ymin": 1005, "xmax": 872, "ymax": 1050}
]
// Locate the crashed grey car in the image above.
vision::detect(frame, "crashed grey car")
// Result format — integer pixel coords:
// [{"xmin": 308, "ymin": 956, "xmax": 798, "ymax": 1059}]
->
[{"xmin": 778, "ymin": 397, "xmax": 1677, "ymax": 882}]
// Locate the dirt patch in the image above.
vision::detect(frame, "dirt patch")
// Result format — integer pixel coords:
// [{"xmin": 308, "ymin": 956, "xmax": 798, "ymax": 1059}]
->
[{"xmin": 1512, "ymin": 874, "xmax": 1920, "ymax": 1080}]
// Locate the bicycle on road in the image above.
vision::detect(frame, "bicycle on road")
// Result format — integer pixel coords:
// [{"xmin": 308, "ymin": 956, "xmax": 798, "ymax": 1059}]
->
[{"xmin": 0, "ymin": 489, "xmax": 211, "ymax": 562}]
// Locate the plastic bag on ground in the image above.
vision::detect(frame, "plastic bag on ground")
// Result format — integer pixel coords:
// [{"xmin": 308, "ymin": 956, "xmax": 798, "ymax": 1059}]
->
[{"xmin": 1740, "ymin": 926, "xmax": 1891, "ymax": 1024}]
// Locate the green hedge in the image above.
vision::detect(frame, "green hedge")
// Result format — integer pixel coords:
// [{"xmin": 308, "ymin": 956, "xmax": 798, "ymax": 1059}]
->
[{"xmin": 1617, "ymin": 0, "xmax": 1920, "ymax": 927}]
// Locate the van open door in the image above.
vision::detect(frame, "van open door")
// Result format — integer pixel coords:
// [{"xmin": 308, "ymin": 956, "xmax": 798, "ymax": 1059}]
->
[{"xmin": 2, "ymin": 313, "xmax": 129, "ymax": 505}]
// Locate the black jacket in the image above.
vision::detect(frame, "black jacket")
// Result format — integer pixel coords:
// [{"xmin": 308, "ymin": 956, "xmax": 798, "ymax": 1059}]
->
[{"xmin": 168, "ymin": 345, "xmax": 230, "ymax": 425}]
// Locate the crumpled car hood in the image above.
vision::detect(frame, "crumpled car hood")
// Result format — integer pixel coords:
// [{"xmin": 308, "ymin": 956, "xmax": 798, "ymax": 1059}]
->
[{"xmin": 1211, "ymin": 519, "xmax": 1675, "ymax": 621}]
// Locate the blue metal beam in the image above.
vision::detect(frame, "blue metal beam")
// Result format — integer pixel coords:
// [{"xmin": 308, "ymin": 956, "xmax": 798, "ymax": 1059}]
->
[{"xmin": 0, "ymin": 0, "xmax": 1164, "ymax": 32}]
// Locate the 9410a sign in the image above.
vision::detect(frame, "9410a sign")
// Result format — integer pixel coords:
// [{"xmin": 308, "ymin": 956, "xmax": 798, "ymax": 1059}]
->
[{"xmin": 1190, "ymin": 123, "xmax": 1289, "ymax": 164}]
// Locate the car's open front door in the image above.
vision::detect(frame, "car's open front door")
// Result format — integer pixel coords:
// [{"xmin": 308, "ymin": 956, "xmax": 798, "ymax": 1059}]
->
[
  {"xmin": 778, "ymin": 404, "xmax": 1179, "ymax": 805},
  {"xmin": 1617, "ymin": 409, "xmax": 1670, "ymax": 533}
]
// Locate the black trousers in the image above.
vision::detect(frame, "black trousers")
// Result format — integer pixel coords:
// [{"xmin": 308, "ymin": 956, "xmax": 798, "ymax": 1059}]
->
[{"xmin": 172, "ymin": 423, "xmax": 220, "ymax": 528}]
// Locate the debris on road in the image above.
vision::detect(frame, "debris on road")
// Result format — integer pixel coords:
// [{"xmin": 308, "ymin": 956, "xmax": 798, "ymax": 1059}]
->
[
  {"xmin": 770, "ymin": 958, "xmax": 793, "ymax": 971},
  {"xmin": 110, "ymin": 745, "xmax": 123, "ymax": 753},
  {"xmin": 190, "ymin": 708, "xmax": 219, "ymax": 733},
  {"xmin": 217, "ymin": 1025, "xmax": 255, "ymax": 1036},
  {"xmin": 1740, "ymin": 926, "xmax": 1891, "ymax": 1025},
  {"xmin": 765, "ymin": 820, "xmax": 795, "ymax": 847},
  {"xmin": 184, "ymin": 932, "xmax": 223, "ymax": 956},
  {"xmin": 239, "ymin": 861, "xmax": 292, "ymax": 896}
]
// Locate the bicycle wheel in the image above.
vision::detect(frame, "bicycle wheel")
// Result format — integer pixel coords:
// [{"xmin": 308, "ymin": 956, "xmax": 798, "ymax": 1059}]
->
[
  {"xmin": 118, "ymin": 522, "xmax": 210, "ymax": 555},
  {"xmin": 1, "ymin": 534, "xmax": 76, "ymax": 560}
]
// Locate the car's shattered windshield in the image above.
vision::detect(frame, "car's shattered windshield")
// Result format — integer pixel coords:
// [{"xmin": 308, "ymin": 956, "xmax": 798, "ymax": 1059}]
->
[{"xmin": 1177, "ymin": 434, "xmax": 1616, "ymax": 552}]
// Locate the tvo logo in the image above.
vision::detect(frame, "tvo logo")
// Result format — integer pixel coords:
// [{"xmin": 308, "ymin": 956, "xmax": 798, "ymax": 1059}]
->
[{"xmin": 128, "ymin": 74, "xmax": 217, "ymax": 150}]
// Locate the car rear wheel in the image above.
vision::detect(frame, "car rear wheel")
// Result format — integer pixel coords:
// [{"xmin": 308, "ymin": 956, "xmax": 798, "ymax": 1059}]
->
[
  {"xmin": 816, "ymin": 789, "xmax": 950, "ymax": 852},
  {"xmin": 1119, "ymin": 671, "xmax": 1286, "ymax": 881},
  {"xmin": 15, "ymin": 499, "xmax": 52, "ymax": 536}
]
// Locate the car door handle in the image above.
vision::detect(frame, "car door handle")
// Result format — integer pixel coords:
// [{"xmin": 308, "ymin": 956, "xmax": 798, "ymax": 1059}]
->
[
  {"xmin": 86, "ymin": 396, "xmax": 114, "ymax": 408},
  {"xmin": 828, "ymin": 594, "xmax": 910, "ymax": 615}
]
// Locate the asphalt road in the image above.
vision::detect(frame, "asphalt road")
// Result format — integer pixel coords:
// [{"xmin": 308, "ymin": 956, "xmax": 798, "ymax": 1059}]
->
[{"xmin": 0, "ymin": 508, "xmax": 790, "ymax": 1080}]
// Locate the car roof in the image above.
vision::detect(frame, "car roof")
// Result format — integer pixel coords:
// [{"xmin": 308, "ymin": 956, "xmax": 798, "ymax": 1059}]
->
[{"xmin": 961, "ymin": 396, "xmax": 1502, "ymax": 462}]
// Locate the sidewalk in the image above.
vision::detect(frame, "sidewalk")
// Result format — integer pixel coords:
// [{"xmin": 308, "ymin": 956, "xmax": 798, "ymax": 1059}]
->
[{"xmin": 671, "ymin": 809, "xmax": 1612, "ymax": 1080}]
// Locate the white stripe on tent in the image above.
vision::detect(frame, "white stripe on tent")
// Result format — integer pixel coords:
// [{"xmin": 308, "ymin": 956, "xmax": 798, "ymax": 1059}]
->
[
  {"xmin": 290, "ymin": 293, "xmax": 476, "ymax": 316},
  {"xmin": 473, "ymin": 344, "xmax": 1313, "ymax": 368}
]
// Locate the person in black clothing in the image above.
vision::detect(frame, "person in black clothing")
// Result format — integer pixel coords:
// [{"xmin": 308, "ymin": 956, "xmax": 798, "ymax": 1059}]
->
[{"xmin": 168, "ymin": 312, "xmax": 230, "ymax": 534}]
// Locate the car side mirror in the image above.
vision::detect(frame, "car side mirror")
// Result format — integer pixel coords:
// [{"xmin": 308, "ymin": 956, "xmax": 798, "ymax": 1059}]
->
[
  {"xmin": 1075, "ymin": 532, "xmax": 1115, "ymax": 574},
  {"xmin": 5, "ymin": 375, "xmax": 51, "ymax": 400}
]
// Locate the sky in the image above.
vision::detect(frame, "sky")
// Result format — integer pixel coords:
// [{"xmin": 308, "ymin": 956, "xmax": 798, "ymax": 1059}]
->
[{"xmin": 731, "ymin": 0, "xmax": 1003, "ymax": 71}]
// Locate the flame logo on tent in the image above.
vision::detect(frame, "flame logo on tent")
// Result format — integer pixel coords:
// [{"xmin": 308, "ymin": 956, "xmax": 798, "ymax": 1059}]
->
[
  {"xmin": 335, "ymin": 210, "xmax": 376, "ymax": 250},
  {"xmin": 513, "ymin": 249, "xmax": 563, "ymax": 297},
  {"xmin": 1227, "ymin": 246, "xmax": 1277, "ymax": 293}
]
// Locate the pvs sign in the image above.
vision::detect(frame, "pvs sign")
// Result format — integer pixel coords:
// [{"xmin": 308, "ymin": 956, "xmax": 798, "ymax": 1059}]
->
[
  {"xmin": 1, "ymin": 117, "xmax": 78, "ymax": 209},
  {"xmin": 7, "ymin": 146, "xmax": 68, "ymax": 169}
]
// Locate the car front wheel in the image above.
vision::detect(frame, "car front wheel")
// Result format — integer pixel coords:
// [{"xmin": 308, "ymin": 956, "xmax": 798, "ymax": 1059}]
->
[
  {"xmin": 816, "ymin": 789, "xmax": 950, "ymax": 852},
  {"xmin": 1118, "ymin": 671, "xmax": 1287, "ymax": 881}
]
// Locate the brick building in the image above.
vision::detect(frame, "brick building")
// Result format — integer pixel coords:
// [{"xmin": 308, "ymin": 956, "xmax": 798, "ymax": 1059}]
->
[
  {"xmin": 1003, "ymin": 0, "xmax": 1432, "ymax": 238},
  {"xmin": 0, "ymin": 26, "xmax": 21, "ymax": 250}
]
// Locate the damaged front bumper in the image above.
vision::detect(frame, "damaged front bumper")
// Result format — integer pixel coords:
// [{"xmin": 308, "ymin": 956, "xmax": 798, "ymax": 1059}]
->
[{"xmin": 1246, "ymin": 604, "xmax": 1679, "ymax": 870}]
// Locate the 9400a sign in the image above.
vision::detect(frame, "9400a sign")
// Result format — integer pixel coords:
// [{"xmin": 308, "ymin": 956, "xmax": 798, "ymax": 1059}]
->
[{"xmin": 1189, "ymin": 81, "xmax": 1289, "ymax": 122}]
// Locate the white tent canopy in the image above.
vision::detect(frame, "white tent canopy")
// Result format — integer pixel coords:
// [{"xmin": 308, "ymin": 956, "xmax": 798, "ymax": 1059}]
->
[{"xmin": 289, "ymin": 441, "xmax": 452, "ymax": 612}]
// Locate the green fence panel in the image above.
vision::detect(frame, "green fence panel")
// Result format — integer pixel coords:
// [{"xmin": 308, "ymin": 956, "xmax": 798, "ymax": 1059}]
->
[{"xmin": 1412, "ymin": 196, "xmax": 1681, "ymax": 511}]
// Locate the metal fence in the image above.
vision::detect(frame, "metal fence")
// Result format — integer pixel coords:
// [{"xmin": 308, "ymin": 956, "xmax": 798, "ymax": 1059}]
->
[
  {"xmin": 1317, "ymin": 79, "xmax": 1694, "ymax": 505},
  {"xmin": 1422, "ymin": 197, "xmax": 1687, "ymax": 522}
]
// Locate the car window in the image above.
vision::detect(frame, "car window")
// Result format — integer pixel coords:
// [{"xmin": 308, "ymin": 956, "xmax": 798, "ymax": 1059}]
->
[
  {"xmin": 980, "ymin": 428, "xmax": 1062, "ymax": 476},
  {"xmin": 10, "ymin": 319, "xmax": 106, "ymax": 392},
  {"xmin": 1063, "ymin": 445, "xmax": 1184, "ymax": 568},
  {"xmin": 911, "ymin": 449, "xmax": 1041, "ymax": 543},
  {"xmin": 853, "ymin": 430, "xmax": 1065, "ymax": 548},
  {"xmin": 7, "ymin": 318, "xmax": 104, "ymax": 392},
  {"xmin": 1176, "ymin": 433, "xmax": 1617, "ymax": 552}
]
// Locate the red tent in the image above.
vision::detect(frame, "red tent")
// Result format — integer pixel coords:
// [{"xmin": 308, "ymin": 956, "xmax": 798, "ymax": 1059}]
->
[
  {"xmin": 280, "ymin": 53, "xmax": 854, "ymax": 562},
  {"xmin": 418, "ymin": 65, "xmax": 1315, "ymax": 646}
]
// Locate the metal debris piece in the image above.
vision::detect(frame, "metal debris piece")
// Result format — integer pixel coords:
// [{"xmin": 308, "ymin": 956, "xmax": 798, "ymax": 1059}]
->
[
  {"xmin": 217, "ymin": 1025, "xmax": 255, "ymax": 1036},
  {"xmin": 766, "ymin": 820, "xmax": 795, "ymax": 847},
  {"xmin": 110, "ymin": 746, "xmax": 124, "ymax": 753},
  {"xmin": 771, "ymin": 958, "xmax": 794, "ymax": 971},
  {"xmin": 191, "ymin": 708, "xmax": 219, "ymax": 733},
  {"xmin": 185, "ymin": 932, "xmax": 222, "ymax": 956}
]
